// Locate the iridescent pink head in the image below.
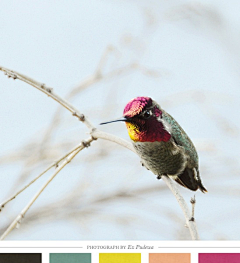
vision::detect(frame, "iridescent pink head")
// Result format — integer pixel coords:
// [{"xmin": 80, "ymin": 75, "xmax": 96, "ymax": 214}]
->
[
  {"xmin": 123, "ymin": 97, "xmax": 153, "ymax": 118},
  {"xmin": 100, "ymin": 96, "xmax": 171, "ymax": 142},
  {"xmin": 122, "ymin": 97, "xmax": 171, "ymax": 142}
]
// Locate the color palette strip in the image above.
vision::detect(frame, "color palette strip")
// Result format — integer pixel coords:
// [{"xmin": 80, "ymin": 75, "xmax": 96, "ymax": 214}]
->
[{"xmin": 2, "ymin": 252, "xmax": 240, "ymax": 263}]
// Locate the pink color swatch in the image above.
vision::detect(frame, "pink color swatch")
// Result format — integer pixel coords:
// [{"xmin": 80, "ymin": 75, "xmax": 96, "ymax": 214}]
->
[{"xmin": 199, "ymin": 253, "xmax": 240, "ymax": 263}]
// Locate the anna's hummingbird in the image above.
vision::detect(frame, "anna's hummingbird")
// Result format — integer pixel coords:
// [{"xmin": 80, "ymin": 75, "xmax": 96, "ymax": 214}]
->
[{"xmin": 100, "ymin": 96, "xmax": 207, "ymax": 193}]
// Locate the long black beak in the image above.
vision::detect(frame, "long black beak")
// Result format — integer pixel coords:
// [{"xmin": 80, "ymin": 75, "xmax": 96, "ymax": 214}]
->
[{"xmin": 100, "ymin": 117, "xmax": 128, "ymax": 125}]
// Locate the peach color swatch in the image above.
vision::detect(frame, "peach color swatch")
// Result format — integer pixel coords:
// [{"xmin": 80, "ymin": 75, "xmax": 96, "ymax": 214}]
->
[{"xmin": 149, "ymin": 253, "xmax": 190, "ymax": 263}]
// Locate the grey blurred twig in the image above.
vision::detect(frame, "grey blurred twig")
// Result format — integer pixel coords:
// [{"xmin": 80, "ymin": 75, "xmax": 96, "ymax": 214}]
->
[
  {"xmin": 0, "ymin": 138, "xmax": 93, "ymax": 240},
  {"xmin": 0, "ymin": 143, "xmax": 84, "ymax": 211}
]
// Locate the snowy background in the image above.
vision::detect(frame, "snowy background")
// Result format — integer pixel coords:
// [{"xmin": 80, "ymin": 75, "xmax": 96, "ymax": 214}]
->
[{"xmin": 0, "ymin": 0, "xmax": 240, "ymax": 240}]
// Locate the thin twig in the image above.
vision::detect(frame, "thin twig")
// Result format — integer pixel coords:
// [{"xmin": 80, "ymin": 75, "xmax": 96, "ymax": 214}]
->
[
  {"xmin": 0, "ymin": 137, "xmax": 94, "ymax": 240},
  {"xmin": 190, "ymin": 195, "xmax": 196, "ymax": 222},
  {"xmin": 91, "ymin": 129, "xmax": 135, "ymax": 153},
  {"xmin": 161, "ymin": 176, "xmax": 199, "ymax": 240},
  {"xmin": 0, "ymin": 144, "xmax": 83, "ymax": 211},
  {"xmin": 0, "ymin": 66, "xmax": 95, "ymax": 131}
]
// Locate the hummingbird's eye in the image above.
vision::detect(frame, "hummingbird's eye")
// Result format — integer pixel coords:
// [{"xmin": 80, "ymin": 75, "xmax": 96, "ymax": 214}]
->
[{"xmin": 143, "ymin": 110, "xmax": 151, "ymax": 119}]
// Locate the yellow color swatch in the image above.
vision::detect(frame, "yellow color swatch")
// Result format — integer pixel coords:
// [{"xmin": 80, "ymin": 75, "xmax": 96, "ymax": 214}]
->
[
  {"xmin": 99, "ymin": 253, "xmax": 141, "ymax": 263},
  {"xmin": 149, "ymin": 253, "xmax": 190, "ymax": 263}
]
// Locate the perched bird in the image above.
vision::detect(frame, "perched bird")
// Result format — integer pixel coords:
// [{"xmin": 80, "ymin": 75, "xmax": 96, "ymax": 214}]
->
[{"xmin": 100, "ymin": 96, "xmax": 207, "ymax": 193}]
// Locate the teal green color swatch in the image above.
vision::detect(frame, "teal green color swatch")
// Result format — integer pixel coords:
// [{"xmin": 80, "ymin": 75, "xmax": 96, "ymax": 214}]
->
[{"xmin": 50, "ymin": 253, "xmax": 91, "ymax": 263}]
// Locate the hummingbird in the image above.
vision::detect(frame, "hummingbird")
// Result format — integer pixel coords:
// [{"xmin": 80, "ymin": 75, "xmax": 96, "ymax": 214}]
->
[{"xmin": 100, "ymin": 96, "xmax": 207, "ymax": 193}]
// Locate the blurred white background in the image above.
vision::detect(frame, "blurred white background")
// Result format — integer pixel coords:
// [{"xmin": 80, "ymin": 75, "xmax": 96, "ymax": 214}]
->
[{"xmin": 0, "ymin": 0, "xmax": 240, "ymax": 240}]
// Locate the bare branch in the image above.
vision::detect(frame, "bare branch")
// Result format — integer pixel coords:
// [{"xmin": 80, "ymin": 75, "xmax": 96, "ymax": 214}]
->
[
  {"xmin": 161, "ymin": 176, "xmax": 199, "ymax": 240},
  {"xmin": 0, "ymin": 66, "xmax": 95, "ymax": 131},
  {"xmin": 0, "ymin": 137, "xmax": 94, "ymax": 240},
  {"xmin": 190, "ymin": 195, "xmax": 196, "ymax": 222},
  {"xmin": 91, "ymin": 129, "xmax": 135, "ymax": 153},
  {"xmin": 0, "ymin": 143, "xmax": 83, "ymax": 211}
]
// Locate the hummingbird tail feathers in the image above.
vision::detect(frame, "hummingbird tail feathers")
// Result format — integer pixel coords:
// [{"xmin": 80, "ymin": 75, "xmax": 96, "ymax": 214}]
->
[{"xmin": 174, "ymin": 168, "xmax": 207, "ymax": 193}]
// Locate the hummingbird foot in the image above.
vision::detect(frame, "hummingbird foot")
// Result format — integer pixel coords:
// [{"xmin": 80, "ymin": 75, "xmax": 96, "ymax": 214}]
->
[
  {"xmin": 156, "ymin": 175, "xmax": 162, "ymax": 180},
  {"xmin": 141, "ymin": 161, "xmax": 149, "ymax": 170}
]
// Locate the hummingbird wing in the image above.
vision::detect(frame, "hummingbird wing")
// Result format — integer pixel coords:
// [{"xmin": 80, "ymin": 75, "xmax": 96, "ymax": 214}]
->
[
  {"xmin": 175, "ymin": 168, "xmax": 207, "ymax": 193},
  {"xmin": 162, "ymin": 110, "xmax": 198, "ymax": 165},
  {"xmin": 162, "ymin": 110, "xmax": 207, "ymax": 193}
]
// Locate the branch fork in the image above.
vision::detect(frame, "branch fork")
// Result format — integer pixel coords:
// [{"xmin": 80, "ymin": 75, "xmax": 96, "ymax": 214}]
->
[{"xmin": 0, "ymin": 65, "xmax": 199, "ymax": 240}]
